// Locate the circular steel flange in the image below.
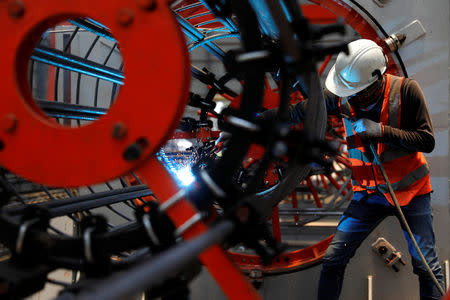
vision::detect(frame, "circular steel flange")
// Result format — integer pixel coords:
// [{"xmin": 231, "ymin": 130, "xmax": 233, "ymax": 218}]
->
[{"xmin": 0, "ymin": 0, "xmax": 190, "ymax": 187}]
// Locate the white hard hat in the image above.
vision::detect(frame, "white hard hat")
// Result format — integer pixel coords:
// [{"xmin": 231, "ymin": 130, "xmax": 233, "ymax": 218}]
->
[{"xmin": 325, "ymin": 39, "xmax": 387, "ymax": 97}]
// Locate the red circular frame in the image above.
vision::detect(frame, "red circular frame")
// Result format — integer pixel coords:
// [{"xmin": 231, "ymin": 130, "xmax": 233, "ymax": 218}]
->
[{"xmin": 0, "ymin": 0, "xmax": 190, "ymax": 187}]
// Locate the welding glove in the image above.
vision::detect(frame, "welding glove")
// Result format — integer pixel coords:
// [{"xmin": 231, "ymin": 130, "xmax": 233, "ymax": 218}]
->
[{"xmin": 352, "ymin": 118, "xmax": 382, "ymax": 139}]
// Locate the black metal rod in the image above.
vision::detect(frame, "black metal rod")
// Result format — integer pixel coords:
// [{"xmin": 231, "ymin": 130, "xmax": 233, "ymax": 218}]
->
[
  {"xmin": 4, "ymin": 185, "xmax": 150, "ymax": 215},
  {"xmin": 37, "ymin": 100, "xmax": 107, "ymax": 120},
  {"xmin": 73, "ymin": 220, "xmax": 234, "ymax": 300},
  {"xmin": 47, "ymin": 190, "xmax": 150, "ymax": 217}
]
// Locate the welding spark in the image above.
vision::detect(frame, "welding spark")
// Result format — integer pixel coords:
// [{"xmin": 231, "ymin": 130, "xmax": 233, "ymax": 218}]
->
[{"xmin": 174, "ymin": 167, "xmax": 195, "ymax": 187}]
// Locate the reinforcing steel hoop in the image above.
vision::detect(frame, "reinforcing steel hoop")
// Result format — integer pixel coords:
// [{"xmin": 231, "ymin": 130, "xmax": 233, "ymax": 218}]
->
[{"xmin": 0, "ymin": 0, "xmax": 190, "ymax": 187}]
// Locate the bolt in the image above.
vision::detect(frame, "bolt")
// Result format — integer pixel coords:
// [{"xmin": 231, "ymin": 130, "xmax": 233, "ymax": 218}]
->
[
  {"xmin": 1, "ymin": 114, "xmax": 17, "ymax": 133},
  {"xmin": 136, "ymin": 0, "xmax": 157, "ymax": 10},
  {"xmin": 378, "ymin": 246, "xmax": 388, "ymax": 255},
  {"xmin": 278, "ymin": 125, "xmax": 290, "ymax": 137},
  {"xmin": 118, "ymin": 9, "xmax": 134, "ymax": 27},
  {"xmin": 112, "ymin": 122, "xmax": 127, "ymax": 140},
  {"xmin": 249, "ymin": 269, "xmax": 263, "ymax": 279},
  {"xmin": 123, "ymin": 138, "xmax": 149, "ymax": 161},
  {"xmin": 123, "ymin": 143, "xmax": 142, "ymax": 161},
  {"xmin": 272, "ymin": 141, "xmax": 288, "ymax": 157},
  {"xmin": 236, "ymin": 206, "xmax": 250, "ymax": 223},
  {"xmin": 8, "ymin": 0, "xmax": 25, "ymax": 19}
]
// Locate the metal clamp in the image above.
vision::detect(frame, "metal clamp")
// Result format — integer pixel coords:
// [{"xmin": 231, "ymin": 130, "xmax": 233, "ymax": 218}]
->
[
  {"xmin": 16, "ymin": 218, "xmax": 39, "ymax": 255},
  {"xmin": 200, "ymin": 169, "xmax": 226, "ymax": 198},
  {"xmin": 175, "ymin": 213, "xmax": 203, "ymax": 237},
  {"xmin": 142, "ymin": 214, "xmax": 161, "ymax": 246},
  {"xmin": 83, "ymin": 227, "xmax": 95, "ymax": 264}
]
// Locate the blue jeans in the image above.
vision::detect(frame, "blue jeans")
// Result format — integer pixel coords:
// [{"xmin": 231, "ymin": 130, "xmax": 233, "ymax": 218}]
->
[{"xmin": 318, "ymin": 191, "xmax": 445, "ymax": 300}]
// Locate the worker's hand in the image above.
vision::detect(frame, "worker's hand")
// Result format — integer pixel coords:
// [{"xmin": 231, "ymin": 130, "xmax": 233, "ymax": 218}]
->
[
  {"xmin": 215, "ymin": 131, "xmax": 231, "ymax": 146},
  {"xmin": 352, "ymin": 118, "xmax": 382, "ymax": 139},
  {"xmin": 214, "ymin": 131, "xmax": 232, "ymax": 155}
]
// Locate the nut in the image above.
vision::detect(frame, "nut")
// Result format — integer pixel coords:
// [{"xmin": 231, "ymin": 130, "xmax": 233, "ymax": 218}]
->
[
  {"xmin": 8, "ymin": 0, "xmax": 25, "ymax": 19},
  {"xmin": 1, "ymin": 114, "xmax": 17, "ymax": 133},
  {"xmin": 123, "ymin": 138, "xmax": 149, "ymax": 161},
  {"xmin": 118, "ymin": 9, "xmax": 134, "ymax": 27},
  {"xmin": 123, "ymin": 143, "xmax": 142, "ymax": 161},
  {"xmin": 136, "ymin": 0, "xmax": 157, "ymax": 10},
  {"xmin": 112, "ymin": 122, "xmax": 127, "ymax": 140}
]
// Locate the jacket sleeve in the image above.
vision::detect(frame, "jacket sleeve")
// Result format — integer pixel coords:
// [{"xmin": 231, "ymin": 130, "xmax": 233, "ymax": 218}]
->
[{"xmin": 382, "ymin": 79, "xmax": 435, "ymax": 153}]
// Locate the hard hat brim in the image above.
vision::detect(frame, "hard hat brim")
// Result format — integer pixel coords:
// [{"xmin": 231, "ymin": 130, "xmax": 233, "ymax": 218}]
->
[{"xmin": 325, "ymin": 64, "xmax": 375, "ymax": 98}]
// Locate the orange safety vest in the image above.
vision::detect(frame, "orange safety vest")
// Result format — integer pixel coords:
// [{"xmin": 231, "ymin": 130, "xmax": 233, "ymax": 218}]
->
[{"xmin": 339, "ymin": 74, "xmax": 432, "ymax": 206}]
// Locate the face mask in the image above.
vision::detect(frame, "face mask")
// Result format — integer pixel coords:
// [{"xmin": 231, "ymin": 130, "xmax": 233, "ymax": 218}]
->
[{"xmin": 348, "ymin": 77, "xmax": 385, "ymax": 110}]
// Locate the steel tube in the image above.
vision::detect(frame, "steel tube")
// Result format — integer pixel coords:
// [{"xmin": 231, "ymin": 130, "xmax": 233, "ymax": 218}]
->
[
  {"xmin": 5, "ymin": 185, "xmax": 151, "ymax": 215},
  {"xmin": 73, "ymin": 220, "xmax": 234, "ymax": 300},
  {"xmin": 32, "ymin": 46, "xmax": 124, "ymax": 85},
  {"xmin": 37, "ymin": 100, "xmax": 107, "ymax": 121}
]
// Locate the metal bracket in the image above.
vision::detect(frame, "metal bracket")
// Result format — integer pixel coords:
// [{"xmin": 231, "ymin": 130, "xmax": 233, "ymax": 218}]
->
[
  {"xmin": 16, "ymin": 219, "xmax": 39, "ymax": 255},
  {"xmin": 83, "ymin": 227, "xmax": 95, "ymax": 264},
  {"xmin": 385, "ymin": 20, "xmax": 426, "ymax": 51},
  {"xmin": 142, "ymin": 214, "xmax": 161, "ymax": 246},
  {"xmin": 372, "ymin": 237, "xmax": 406, "ymax": 272}
]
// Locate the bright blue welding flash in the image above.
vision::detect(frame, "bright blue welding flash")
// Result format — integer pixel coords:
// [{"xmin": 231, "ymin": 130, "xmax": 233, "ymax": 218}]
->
[{"xmin": 175, "ymin": 167, "xmax": 195, "ymax": 186}]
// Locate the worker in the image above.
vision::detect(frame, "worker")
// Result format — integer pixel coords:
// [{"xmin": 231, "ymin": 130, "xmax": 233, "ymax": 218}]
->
[{"xmin": 261, "ymin": 39, "xmax": 445, "ymax": 300}]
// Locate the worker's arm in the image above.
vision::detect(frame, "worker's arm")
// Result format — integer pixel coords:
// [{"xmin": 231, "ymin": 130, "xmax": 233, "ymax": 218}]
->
[
  {"xmin": 258, "ymin": 89, "xmax": 339, "ymax": 124},
  {"xmin": 381, "ymin": 79, "xmax": 435, "ymax": 153}
]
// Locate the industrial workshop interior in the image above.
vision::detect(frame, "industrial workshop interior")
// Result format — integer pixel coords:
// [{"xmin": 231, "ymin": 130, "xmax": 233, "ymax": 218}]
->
[{"xmin": 0, "ymin": 0, "xmax": 448, "ymax": 299}]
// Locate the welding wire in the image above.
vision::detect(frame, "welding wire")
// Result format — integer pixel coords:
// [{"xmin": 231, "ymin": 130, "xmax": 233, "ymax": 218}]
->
[
  {"xmin": 367, "ymin": 275, "xmax": 373, "ymax": 300},
  {"xmin": 369, "ymin": 143, "xmax": 445, "ymax": 296},
  {"xmin": 73, "ymin": 220, "xmax": 234, "ymax": 300},
  {"xmin": 445, "ymin": 260, "xmax": 449, "ymax": 291}
]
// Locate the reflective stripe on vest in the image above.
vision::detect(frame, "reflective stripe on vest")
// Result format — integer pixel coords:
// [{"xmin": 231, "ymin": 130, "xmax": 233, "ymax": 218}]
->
[
  {"xmin": 373, "ymin": 163, "xmax": 429, "ymax": 194},
  {"xmin": 342, "ymin": 117, "xmax": 371, "ymax": 163},
  {"xmin": 340, "ymin": 74, "xmax": 431, "ymax": 205}
]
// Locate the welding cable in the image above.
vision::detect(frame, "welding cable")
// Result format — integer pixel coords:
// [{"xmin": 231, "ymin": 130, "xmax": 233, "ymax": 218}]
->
[{"xmin": 368, "ymin": 142, "xmax": 445, "ymax": 296}]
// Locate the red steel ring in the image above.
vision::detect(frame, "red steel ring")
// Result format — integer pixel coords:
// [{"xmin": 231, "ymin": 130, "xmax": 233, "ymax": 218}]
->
[{"xmin": 0, "ymin": 0, "xmax": 190, "ymax": 187}]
